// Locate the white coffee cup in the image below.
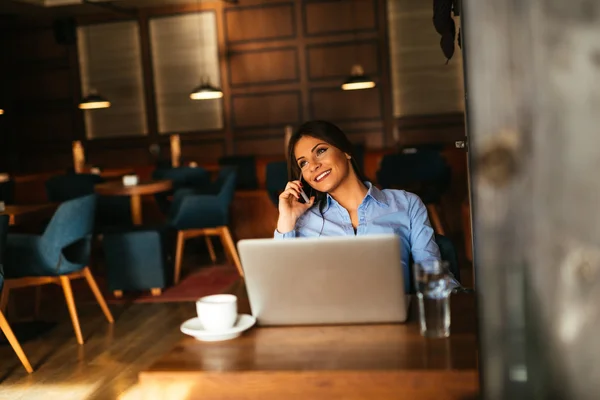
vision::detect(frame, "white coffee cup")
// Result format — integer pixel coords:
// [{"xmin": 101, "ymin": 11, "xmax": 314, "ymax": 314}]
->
[
  {"xmin": 196, "ymin": 294, "xmax": 238, "ymax": 332},
  {"xmin": 122, "ymin": 175, "xmax": 138, "ymax": 186}
]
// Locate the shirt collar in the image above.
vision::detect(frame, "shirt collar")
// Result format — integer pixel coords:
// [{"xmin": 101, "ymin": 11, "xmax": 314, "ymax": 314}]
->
[
  {"xmin": 365, "ymin": 182, "xmax": 389, "ymax": 207},
  {"xmin": 321, "ymin": 181, "xmax": 388, "ymax": 213}
]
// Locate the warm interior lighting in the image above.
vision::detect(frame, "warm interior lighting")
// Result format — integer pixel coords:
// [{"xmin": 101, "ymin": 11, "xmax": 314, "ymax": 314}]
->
[
  {"xmin": 0, "ymin": 109, "xmax": 4, "ymax": 115},
  {"xmin": 190, "ymin": 83, "xmax": 223, "ymax": 100},
  {"xmin": 341, "ymin": 65, "xmax": 376, "ymax": 91},
  {"xmin": 79, "ymin": 92, "xmax": 111, "ymax": 110}
]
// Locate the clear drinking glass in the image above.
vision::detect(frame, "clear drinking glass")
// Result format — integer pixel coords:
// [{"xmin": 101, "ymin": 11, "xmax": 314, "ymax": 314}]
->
[{"xmin": 413, "ymin": 261, "xmax": 452, "ymax": 338}]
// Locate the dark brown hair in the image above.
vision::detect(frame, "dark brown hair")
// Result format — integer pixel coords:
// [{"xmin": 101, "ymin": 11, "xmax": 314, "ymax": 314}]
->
[{"xmin": 287, "ymin": 120, "xmax": 365, "ymax": 207}]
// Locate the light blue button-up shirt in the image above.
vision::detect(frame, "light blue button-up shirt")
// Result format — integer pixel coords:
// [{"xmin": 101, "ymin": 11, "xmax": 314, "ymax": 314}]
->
[{"xmin": 274, "ymin": 182, "xmax": 441, "ymax": 291}]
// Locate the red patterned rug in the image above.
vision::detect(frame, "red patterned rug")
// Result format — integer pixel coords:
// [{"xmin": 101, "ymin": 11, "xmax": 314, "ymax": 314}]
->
[{"xmin": 103, "ymin": 265, "xmax": 240, "ymax": 304}]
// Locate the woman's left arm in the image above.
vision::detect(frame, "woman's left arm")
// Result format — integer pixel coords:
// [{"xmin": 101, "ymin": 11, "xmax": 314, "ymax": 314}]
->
[{"xmin": 408, "ymin": 193, "xmax": 441, "ymax": 263}]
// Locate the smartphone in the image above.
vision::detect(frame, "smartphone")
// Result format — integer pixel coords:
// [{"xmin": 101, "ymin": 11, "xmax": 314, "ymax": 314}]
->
[{"xmin": 298, "ymin": 176, "xmax": 310, "ymax": 204}]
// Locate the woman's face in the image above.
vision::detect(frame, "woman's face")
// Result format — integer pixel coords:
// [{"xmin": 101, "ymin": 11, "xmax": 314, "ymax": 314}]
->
[{"xmin": 294, "ymin": 135, "xmax": 351, "ymax": 193}]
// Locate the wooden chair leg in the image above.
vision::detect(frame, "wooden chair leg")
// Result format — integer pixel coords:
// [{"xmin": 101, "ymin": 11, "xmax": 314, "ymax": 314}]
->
[
  {"xmin": 219, "ymin": 227, "xmax": 244, "ymax": 277},
  {"xmin": 82, "ymin": 267, "xmax": 114, "ymax": 324},
  {"xmin": 0, "ymin": 284, "xmax": 10, "ymax": 314},
  {"xmin": 205, "ymin": 236, "xmax": 217, "ymax": 263},
  {"xmin": 0, "ymin": 311, "xmax": 33, "ymax": 373},
  {"xmin": 426, "ymin": 204, "xmax": 445, "ymax": 236},
  {"xmin": 60, "ymin": 276, "xmax": 84, "ymax": 345},
  {"xmin": 174, "ymin": 231, "xmax": 186, "ymax": 285}
]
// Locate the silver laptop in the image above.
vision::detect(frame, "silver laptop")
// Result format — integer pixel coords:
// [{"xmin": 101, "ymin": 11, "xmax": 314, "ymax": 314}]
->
[{"xmin": 237, "ymin": 234, "xmax": 409, "ymax": 326}]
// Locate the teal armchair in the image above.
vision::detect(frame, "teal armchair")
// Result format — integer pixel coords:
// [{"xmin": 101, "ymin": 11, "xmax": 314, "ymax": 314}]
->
[
  {"xmin": 151, "ymin": 166, "xmax": 211, "ymax": 214},
  {"xmin": 0, "ymin": 215, "xmax": 33, "ymax": 373},
  {"xmin": 169, "ymin": 170, "xmax": 242, "ymax": 284},
  {"xmin": 0, "ymin": 195, "xmax": 114, "ymax": 345},
  {"xmin": 265, "ymin": 161, "xmax": 288, "ymax": 206}
]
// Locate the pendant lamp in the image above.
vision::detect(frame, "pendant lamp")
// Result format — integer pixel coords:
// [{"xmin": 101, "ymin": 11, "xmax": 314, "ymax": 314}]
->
[
  {"xmin": 341, "ymin": 65, "xmax": 376, "ymax": 91},
  {"xmin": 190, "ymin": 3, "xmax": 223, "ymax": 101}
]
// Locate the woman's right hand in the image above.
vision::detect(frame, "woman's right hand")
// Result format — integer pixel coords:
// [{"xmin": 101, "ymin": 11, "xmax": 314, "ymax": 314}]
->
[{"xmin": 276, "ymin": 180, "xmax": 315, "ymax": 233}]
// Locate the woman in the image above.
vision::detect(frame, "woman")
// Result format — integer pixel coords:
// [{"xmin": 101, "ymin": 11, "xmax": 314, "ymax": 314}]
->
[{"xmin": 275, "ymin": 120, "xmax": 441, "ymax": 291}]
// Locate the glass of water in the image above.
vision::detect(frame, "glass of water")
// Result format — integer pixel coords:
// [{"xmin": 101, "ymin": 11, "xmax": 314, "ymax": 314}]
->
[{"xmin": 413, "ymin": 261, "xmax": 452, "ymax": 338}]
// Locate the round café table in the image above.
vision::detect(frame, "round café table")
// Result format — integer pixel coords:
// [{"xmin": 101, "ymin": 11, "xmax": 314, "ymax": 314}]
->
[{"xmin": 95, "ymin": 180, "xmax": 173, "ymax": 225}]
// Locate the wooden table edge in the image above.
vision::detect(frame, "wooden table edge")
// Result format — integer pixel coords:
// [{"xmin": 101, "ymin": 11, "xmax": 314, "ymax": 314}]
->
[{"xmin": 138, "ymin": 370, "xmax": 479, "ymax": 399}]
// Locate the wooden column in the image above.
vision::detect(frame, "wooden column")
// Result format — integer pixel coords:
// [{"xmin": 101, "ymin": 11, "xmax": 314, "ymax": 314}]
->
[
  {"xmin": 463, "ymin": 0, "xmax": 600, "ymax": 398},
  {"xmin": 72, "ymin": 140, "xmax": 85, "ymax": 173},
  {"xmin": 170, "ymin": 134, "xmax": 181, "ymax": 168}
]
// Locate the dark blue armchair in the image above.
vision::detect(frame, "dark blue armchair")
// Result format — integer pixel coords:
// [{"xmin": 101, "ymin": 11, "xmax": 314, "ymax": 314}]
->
[
  {"xmin": 169, "ymin": 169, "xmax": 242, "ymax": 284},
  {"xmin": 0, "ymin": 195, "xmax": 114, "ymax": 345},
  {"xmin": 376, "ymin": 149, "xmax": 451, "ymax": 235},
  {"xmin": 102, "ymin": 226, "xmax": 170, "ymax": 298},
  {"xmin": 265, "ymin": 161, "xmax": 288, "ymax": 206},
  {"xmin": 151, "ymin": 166, "xmax": 211, "ymax": 214},
  {"xmin": 0, "ymin": 215, "xmax": 33, "ymax": 373}
]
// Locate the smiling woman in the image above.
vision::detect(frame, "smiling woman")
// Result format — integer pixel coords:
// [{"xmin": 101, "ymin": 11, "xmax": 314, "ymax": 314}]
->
[{"xmin": 274, "ymin": 120, "xmax": 441, "ymax": 291}]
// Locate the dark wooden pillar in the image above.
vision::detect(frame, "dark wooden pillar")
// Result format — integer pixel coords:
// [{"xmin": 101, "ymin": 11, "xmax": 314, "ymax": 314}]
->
[{"xmin": 464, "ymin": 0, "xmax": 600, "ymax": 398}]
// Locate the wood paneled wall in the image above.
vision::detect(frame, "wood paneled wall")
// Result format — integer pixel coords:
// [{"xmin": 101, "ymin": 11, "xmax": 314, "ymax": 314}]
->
[
  {"xmin": 0, "ymin": 0, "xmax": 465, "ymax": 174},
  {"xmin": 223, "ymin": 0, "xmax": 391, "ymax": 155}
]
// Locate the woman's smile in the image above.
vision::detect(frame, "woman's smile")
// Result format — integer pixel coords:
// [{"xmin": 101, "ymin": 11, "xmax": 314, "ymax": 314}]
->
[{"xmin": 314, "ymin": 169, "xmax": 331, "ymax": 183}]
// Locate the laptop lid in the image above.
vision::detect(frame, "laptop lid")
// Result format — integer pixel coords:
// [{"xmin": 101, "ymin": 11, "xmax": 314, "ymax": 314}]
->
[{"xmin": 237, "ymin": 234, "xmax": 408, "ymax": 326}]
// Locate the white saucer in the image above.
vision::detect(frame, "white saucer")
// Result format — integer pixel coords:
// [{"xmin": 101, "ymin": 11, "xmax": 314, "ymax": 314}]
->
[{"xmin": 180, "ymin": 314, "xmax": 256, "ymax": 342}]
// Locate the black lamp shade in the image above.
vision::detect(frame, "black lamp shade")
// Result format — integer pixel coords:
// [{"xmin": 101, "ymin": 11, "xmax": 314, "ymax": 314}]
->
[
  {"xmin": 341, "ymin": 65, "xmax": 376, "ymax": 91},
  {"xmin": 79, "ymin": 93, "xmax": 111, "ymax": 110},
  {"xmin": 190, "ymin": 82, "xmax": 224, "ymax": 100}
]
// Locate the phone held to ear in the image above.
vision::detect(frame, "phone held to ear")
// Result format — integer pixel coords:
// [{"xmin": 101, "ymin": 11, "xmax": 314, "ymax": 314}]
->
[
  {"xmin": 298, "ymin": 177, "xmax": 310, "ymax": 204},
  {"xmin": 299, "ymin": 187, "xmax": 310, "ymax": 204}
]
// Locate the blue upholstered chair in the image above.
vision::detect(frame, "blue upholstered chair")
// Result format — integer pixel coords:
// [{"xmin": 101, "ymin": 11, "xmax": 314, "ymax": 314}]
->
[
  {"xmin": 0, "ymin": 179, "xmax": 15, "ymax": 205},
  {"xmin": 0, "ymin": 195, "xmax": 114, "ymax": 345},
  {"xmin": 45, "ymin": 173, "xmax": 131, "ymax": 230},
  {"xmin": 376, "ymin": 149, "xmax": 451, "ymax": 235},
  {"xmin": 151, "ymin": 167, "xmax": 211, "ymax": 214},
  {"xmin": 0, "ymin": 215, "xmax": 33, "ymax": 373},
  {"xmin": 99, "ymin": 169, "xmax": 226, "ymax": 295},
  {"xmin": 218, "ymin": 155, "xmax": 258, "ymax": 190},
  {"xmin": 102, "ymin": 227, "xmax": 170, "ymax": 298},
  {"xmin": 265, "ymin": 161, "xmax": 288, "ymax": 206},
  {"xmin": 169, "ymin": 169, "xmax": 242, "ymax": 284}
]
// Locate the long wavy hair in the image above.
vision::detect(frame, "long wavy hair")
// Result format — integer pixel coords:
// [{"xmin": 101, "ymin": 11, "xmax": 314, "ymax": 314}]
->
[{"xmin": 287, "ymin": 120, "xmax": 365, "ymax": 208}]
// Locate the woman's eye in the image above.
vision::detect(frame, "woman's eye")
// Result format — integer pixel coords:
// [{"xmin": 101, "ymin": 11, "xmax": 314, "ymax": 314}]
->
[
  {"xmin": 299, "ymin": 161, "xmax": 307, "ymax": 169},
  {"xmin": 316, "ymin": 148, "xmax": 327, "ymax": 156}
]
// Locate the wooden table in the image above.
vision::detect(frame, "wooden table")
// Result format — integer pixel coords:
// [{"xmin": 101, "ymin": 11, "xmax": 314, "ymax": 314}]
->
[
  {"xmin": 0, "ymin": 204, "xmax": 58, "ymax": 226},
  {"xmin": 95, "ymin": 180, "xmax": 172, "ymax": 225},
  {"xmin": 84, "ymin": 168, "xmax": 135, "ymax": 180},
  {"xmin": 139, "ymin": 280, "xmax": 480, "ymax": 400}
]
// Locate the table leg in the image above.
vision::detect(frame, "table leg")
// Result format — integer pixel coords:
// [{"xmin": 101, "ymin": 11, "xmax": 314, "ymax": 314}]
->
[{"xmin": 130, "ymin": 195, "xmax": 142, "ymax": 225}]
